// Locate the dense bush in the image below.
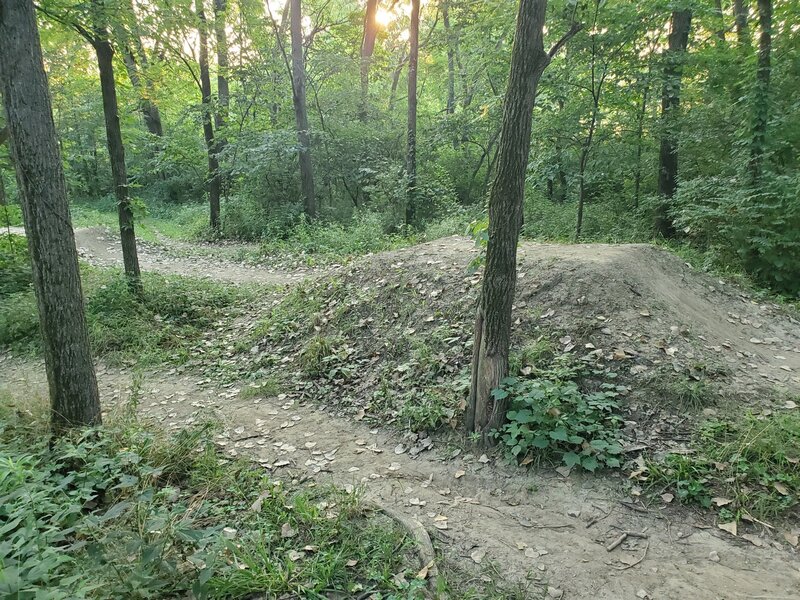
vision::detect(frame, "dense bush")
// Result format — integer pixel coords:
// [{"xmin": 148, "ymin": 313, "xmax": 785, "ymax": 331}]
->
[{"xmin": 674, "ymin": 173, "xmax": 800, "ymax": 295}]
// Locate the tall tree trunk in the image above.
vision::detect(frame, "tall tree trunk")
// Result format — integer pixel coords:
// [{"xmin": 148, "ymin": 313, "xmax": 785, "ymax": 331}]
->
[
  {"xmin": 467, "ymin": 0, "xmax": 566, "ymax": 442},
  {"xmin": 198, "ymin": 0, "xmax": 221, "ymax": 232},
  {"xmin": 359, "ymin": 0, "xmax": 379, "ymax": 121},
  {"xmin": 748, "ymin": 0, "xmax": 771, "ymax": 181},
  {"xmin": 405, "ymin": 0, "xmax": 420, "ymax": 226},
  {"xmin": 94, "ymin": 35, "xmax": 142, "ymax": 293},
  {"xmin": 120, "ymin": 50, "xmax": 164, "ymax": 137},
  {"xmin": 713, "ymin": 0, "xmax": 726, "ymax": 44},
  {"xmin": 388, "ymin": 48, "xmax": 406, "ymax": 111},
  {"xmin": 442, "ymin": 0, "xmax": 456, "ymax": 115},
  {"xmin": 214, "ymin": 0, "xmax": 230, "ymax": 138},
  {"xmin": 290, "ymin": 0, "xmax": 316, "ymax": 219},
  {"xmin": 0, "ymin": 169, "xmax": 6, "ymax": 206},
  {"xmin": 655, "ymin": 9, "xmax": 691, "ymax": 238},
  {"xmin": 633, "ymin": 68, "xmax": 651, "ymax": 210},
  {"xmin": 734, "ymin": 0, "xmax": 750, "ymax": 47},
  {"xmin": 0, "ymin": 0, "xmax": 101, "ymax": 432}
]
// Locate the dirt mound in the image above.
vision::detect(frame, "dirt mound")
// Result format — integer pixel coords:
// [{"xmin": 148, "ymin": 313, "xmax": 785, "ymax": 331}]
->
[{"xmin": 338, "ymin": 236, "xmax": 800, "ymax": 398}]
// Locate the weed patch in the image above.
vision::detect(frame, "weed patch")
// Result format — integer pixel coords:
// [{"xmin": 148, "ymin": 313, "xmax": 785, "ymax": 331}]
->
[
  {"xmin": 0, "ymin": 398, "xmax": 418, "ymax": 599},
  {"xmin": 645, "ymin": 412, "xmax": 800, "ymax": 521}
]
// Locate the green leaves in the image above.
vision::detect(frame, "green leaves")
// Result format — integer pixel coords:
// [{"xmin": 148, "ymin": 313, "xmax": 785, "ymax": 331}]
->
[{"xmin": 497, "ymin": 363, "xmax": 625, "ymax": 472}]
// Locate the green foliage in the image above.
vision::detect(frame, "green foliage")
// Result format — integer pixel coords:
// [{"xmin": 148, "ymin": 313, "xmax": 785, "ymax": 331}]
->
[
  {"xmin": 498, "ymin": 362, "xmax": 625, "ymax": 472},
  {"xmin": 0, "ymin": 234, "xmax": 31, "ymax": 298},
  {"xmin": 674, "ymin": 173, "xmax": 800, "ymax": 295},
  {"xmin": 1, "ymin": 204, "xmax": 23, "ymax": 227},
  {"xmin": 646, "ymin": 412, "xmax": 800, "ymax": 520},
  {"xmin": 0, "ymin": 268, "xmax": 252, "ymax": 365},
  {"xmin": 0, "ymin": 402, "xmax": 415, "ymax": 600}
]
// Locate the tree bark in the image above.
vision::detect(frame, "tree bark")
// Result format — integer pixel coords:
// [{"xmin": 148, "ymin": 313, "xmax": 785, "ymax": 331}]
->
[
  {"xmin": 442, "ymin": 0, "xmax": 456, "ymax": 115},
  {"xmin": 214, "ymin": 0, "xmax": 230, "ymax": 138},
  {"xmin": 197, "ymin": 0, "xmax": 222, "ymax": 232},
  {"xmin": 748, "ymin": 0, "xmax": 771, "ymax": 181},
  {"xmin": 290, "ymin": 0, "xmax": 316, "ymax": 219},
  {"xmin": 734, "ymin": 0, "xmax": 750, "ymax": 47},
  {"xmin": 0, "ymin": 0, "xmax": 101, "ymax": 432},
  {"xmin": 405, "ymin": 0, "xmax": 420, "ymax": 226},
  {"xmin": 713, "ymin": 0, "xmax": 726, "ymax": 44},
  {"xmin": 94, "ymin": 35, "xmax": 142, "ymax": 293},
  {"xmin": 467, "ymin": 0, "xmax": 556, "ymax": 442},
  {"xmin": 359, "ymin": 0, "xmax": 379, "ymax": 121},
  {"xmin": 655, "ymin": 9, "xmax": 691, "ymax": 238}
]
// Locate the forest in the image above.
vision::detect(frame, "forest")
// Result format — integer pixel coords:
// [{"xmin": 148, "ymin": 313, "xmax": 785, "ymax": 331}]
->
[{"xmin": 1, "ymin": 0, "xmax": 799, "ymax": 598}]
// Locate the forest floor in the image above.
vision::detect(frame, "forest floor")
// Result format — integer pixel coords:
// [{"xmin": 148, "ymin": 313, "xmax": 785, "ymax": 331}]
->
[{"xmin": 2, "ymin": 226, "xmax": 799, "ymax": 599}]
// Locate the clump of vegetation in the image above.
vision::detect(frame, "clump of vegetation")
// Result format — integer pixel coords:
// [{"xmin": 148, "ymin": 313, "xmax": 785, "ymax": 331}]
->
[
  {"xmin": 0, "ymin": 233, "xmax": 31, "ymax": 297},
  {"xmin": 646, "ymin": 412, "xmax": 800, "ymax": 520},
  {"xmin": 497, "ymin": 358, "xmax": 626, "ymax": 472},
  {"xmin": 0, "ymin": 398, "xmax": 418, "ymax": 600},
  {"xmin": 0, "ymin": 265, "xmax": 254, "ymax": 365}
]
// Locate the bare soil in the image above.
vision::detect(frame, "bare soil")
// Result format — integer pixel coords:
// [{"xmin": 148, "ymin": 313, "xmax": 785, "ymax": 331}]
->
[{"xmin": 2, "ymin": 229, "xmax": 799, "ymax": 599}]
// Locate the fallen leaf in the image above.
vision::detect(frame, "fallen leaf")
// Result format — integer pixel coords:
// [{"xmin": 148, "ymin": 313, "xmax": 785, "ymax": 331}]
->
[
  {"xmin": 661, "ymin": 493, "xmax": 674, "ymax": 503},
  {"xmin": 782, "ymin": 531, "xmax": 798, "ymax": 547},
  {"xmin": 288, "ymin": 550, "xmax": 304, "ymax": 561},
  {"xmin": 470, "ymin": 548, "xmax": 486, "ymax": 564},
  {"xmin": 718, "ymin": 521, "xmax": 737, "ymax": 536},
  {"xmin": 346, "ymin": 559, "xmax": 358, "ymax": 567},
  {"xmin": 784, "ymin": 400, "xmax": 797, "ymax": 410},
  {"xmin": 712, "ymin": 497, "xmax": 733, "ymax": 507},
  {"xmin": 454, "ymin": 469, "xmax": 465, "ymax": 479},
  {"xmin": 741, "ymin": 534, "xmax": 764, "ymax": 547},
  {"xmin": 394, "ymin": 444, "xmax": 407, "ymax": 455},
  {"xmin": 281, "ymin": 523, "xmax": 296, "ymax": 538},
  {"xmin": 774, "ymin": 482, "xmax": 789, "ymax": 496},
  {"xmin": 478, "ymin": 454, "xmax": 490, "ymax": 464},
  {"xmin": 417, "ymin": 560, "xmax": 434, "ymax": 580}
]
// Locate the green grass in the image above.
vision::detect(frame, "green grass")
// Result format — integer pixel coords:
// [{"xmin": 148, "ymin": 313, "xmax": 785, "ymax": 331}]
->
[
  {"xmin": 0, "ymin": 395, "xmax": 421, "ymax": 600},
  {"xmin": 646, "ymin": 412, "xmax": 800, "ymax": 521},
  {"xmin": 0, "ymin": 266, "xmax": 256, "ymax": 366}
]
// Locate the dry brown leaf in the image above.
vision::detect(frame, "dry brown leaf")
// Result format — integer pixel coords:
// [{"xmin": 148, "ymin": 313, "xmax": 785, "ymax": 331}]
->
[
  {"xmin": 281, "ymin": 523, "xmax": 296, "ymax": 538},
  {"xmin": 661, "ymin": 493, "xmax": 674, "ymax": 503},
  {"xmin": 741, "ymin": 534, "xmax": 764, "ymax": 547},
  {"xmin": 454, "ymin": 469, "xmax": 465, "ymax": 479},
  {"xmin": 782, "ymin": 531, "xmax": 799, "ymax": 547},
  {"xmin": 712, "ymin": 497, "xmax": 733, "ymax": 507},
  {"xmin": 470, "ymin": 548, "xmax": 486, "ymax": 564},
  {"xmin": 774, "ymin": 482, "xmax": 789, "ymax": 496},
  {"xmin": 417, "ymin": 559, "xmax": 435, "ymax": 580},
  {"xmin": 346, "ymin": 559, "xmax": 358, "ymax": 567},
  {"xmin": 717, "ymin": 521, "xmax": 737, "ymax": 536}
]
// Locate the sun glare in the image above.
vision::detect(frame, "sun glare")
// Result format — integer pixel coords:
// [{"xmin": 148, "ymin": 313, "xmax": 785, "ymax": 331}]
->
[{"xmin": 375, "ymin": 7, "xmax": 394, "ymax": 27}]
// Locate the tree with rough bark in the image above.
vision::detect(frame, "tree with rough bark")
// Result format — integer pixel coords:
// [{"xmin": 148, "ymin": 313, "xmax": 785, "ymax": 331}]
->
[
  {"xmin": 214, "ymin": 0, "xmax": 230, "ymax": 141},
  {"xmin": 405, "ymin": 0, "xmax": 420, "ymax": 226},
  {"xmin": 0, "ymin": 0, "xmax": 101, "ymax": 432},
  {"xmin": 360, "ymin": 0, "xmax": 380, "ymax": 121},
  {"xmin": 655, "ymin": 9, "xmax": 691, "ymax": 238},
  {"xmin": 290, "ymin": 0, "xmax": 316, "ymax": 219},
  {"xmin": 748, "ymin": 0, "xmax": 772, "ymax": 181},
  {"xmin": 466, "ymin": 0, "xmax": 580, "ymax": 443},
  {"xmin": 197, "ymin": 0, "xmax": 222, "ymax": 232}
]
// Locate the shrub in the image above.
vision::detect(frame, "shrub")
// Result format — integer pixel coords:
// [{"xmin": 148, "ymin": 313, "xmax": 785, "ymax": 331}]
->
[
  {"xmin": 497, "ymin": 364, "xmax": 625, "ymax": 472},
  {"xmin": 0, "ymin": 203, "xmax": 23, "ymax": 227},
  {"xmin": 674, "ymin": 173, "xmax": 800, "ymax": 295}
]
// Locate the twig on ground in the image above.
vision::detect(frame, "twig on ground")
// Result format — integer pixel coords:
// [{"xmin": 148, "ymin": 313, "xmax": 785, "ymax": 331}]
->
[{"xmin": 614, "ymin": 540, "xmax": 650, "ymax": 571}]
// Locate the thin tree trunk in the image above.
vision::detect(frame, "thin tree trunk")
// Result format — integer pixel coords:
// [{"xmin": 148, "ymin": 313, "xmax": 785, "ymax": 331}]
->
[
  {"xmin": 734, "ymin": 0, "xmax": 750, "ymax": 47},
  {"xmin": 388, "ymin": 48, "xmax": 406, "ymax": 111},
  {"xmin": 214, "ymin": 0, "xmax": 230, "ymax": 138},
  {"xmin": 633, "ymin": 70, "xmax": 651, "ymax": 210},
  {"xmin": 0, "ymin": 170, "xmax": 6, "ymax": 206},
  {"xmin": 198, "ymin": 0, "xmax": 221, "ymax": 232},
  {"xmin": 442, "ymin": 0, "xmax": 456, "ymax": 115},
  {"xmin": 655, "ymin": 9, "xmax": 691, "ymax": 238},
  {"xmin": 360, "ymin": 0, "xmax": 379, "ymax": 121},
  {"xmin": 467, "ymin": 0, "xmax": 572, "ymax": 442},
  {"xmin": 713, "ymin": 0, "xmax": 726, "ymax": 44},
  {"xmin": 405, "ymin": 0, "xmax": 420, "ymax": 226},
  {"xmin": 0, "ymin": 0, "xmax": 101, "ymax": 432},
  {"xmin": 290, "ymin": 0, "xmax": 316, "ymax": 219},
  {"xmin": 94, "ymin": 36, "xmax": 142, "ymax": 293},
  {"xmin": 120, "ymin": 50, "xmax": 164, "ymax": 137},
  {"xmin": 748, "ymin": 0, "xmax": 771, "ymax": 181}
]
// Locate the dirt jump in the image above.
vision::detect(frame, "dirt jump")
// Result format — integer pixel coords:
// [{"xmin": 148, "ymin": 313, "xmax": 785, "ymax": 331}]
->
[{"xmin": 2, "ymin": 228, "xmax": 799, "ymax": 599}]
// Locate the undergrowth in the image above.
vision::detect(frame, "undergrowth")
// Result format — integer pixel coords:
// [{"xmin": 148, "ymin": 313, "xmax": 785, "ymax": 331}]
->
[
  {"xmin": 645, "ymin": 412, "xmax": 800, "ymax": 521},
  {"xmin": 497, "ymin": 356, "xmax": 626, "ymax": 472},
  {"xmin": 0, "ymin": 267, "xmax": 254, "ymax": 366},
  {"xmin": 0, "ymin": 397, "xmax": 419, "ymax": 600}
]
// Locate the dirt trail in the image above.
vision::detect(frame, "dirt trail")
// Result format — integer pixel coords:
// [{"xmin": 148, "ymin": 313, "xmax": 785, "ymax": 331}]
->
[
  {"xmin": 2, "ymin": 229, "xmax": 799, "ymax": 598},
  {"xmin": 2, "ymin": 359, "xmax": 798, "ymax": 600}
]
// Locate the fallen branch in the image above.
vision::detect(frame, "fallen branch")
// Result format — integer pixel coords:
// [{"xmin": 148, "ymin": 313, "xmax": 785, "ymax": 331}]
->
[
  {"xmin": 614, "ymin": 540, "xmax": 649, "ymax": 571},
  {"xmin": 606, "ymin": 532, "xmax": 628, "ymax": 552},
  {"xmin": 365, "ymin": 500, "xmax": 438, "ymax": 593}
]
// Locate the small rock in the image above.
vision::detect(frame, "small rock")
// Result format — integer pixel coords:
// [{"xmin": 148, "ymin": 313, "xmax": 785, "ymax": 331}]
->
[
  {"xmin": 567, "ymin": 509, "xmax": 581, "ymax": 518},
  {"xmin": 547, "ymin": 587, "xmax": 563, "ymax": 599},
  {"xmin": 709, "ymin": 550, "xmax": 720, "ymax": 563},
  {"xmin": 636, "ymin": 590, "xmax": 648, "ymax": 599}
]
